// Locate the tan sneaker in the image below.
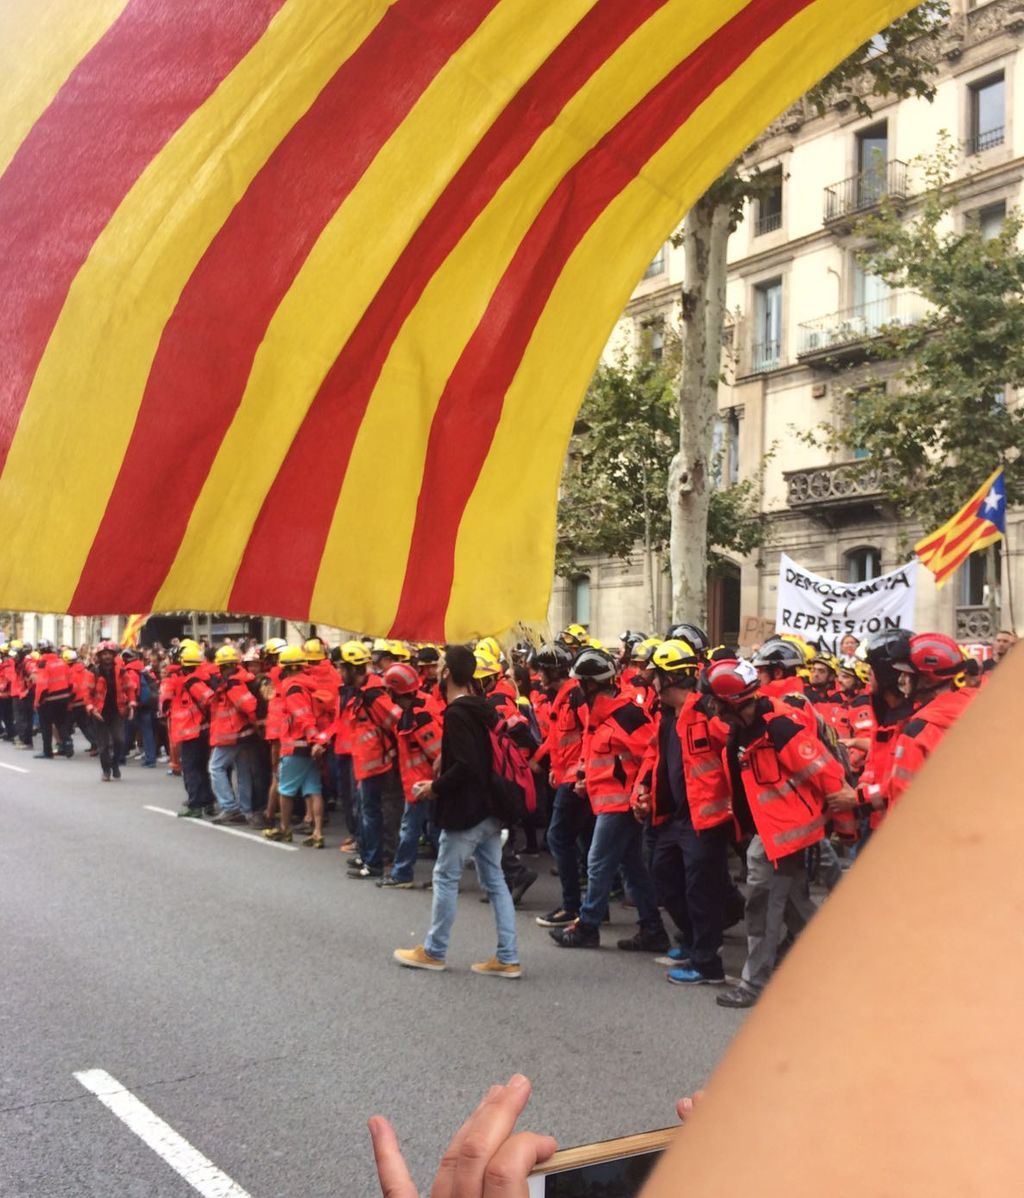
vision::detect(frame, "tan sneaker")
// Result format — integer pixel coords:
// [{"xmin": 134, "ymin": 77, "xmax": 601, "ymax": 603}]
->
[
  {"xmin": 470, "ymin": 957, "xmax": 522, "ymax": 979},
  {"xmin": 393, "ymin": 945, "xmax": 446, "ymax": 972}
]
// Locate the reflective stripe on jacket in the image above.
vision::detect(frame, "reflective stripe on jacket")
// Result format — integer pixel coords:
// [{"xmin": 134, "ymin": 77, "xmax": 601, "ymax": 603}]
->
[{"xmin": 582, "ymin": 690, "xmax": 654, "ymax": 816}]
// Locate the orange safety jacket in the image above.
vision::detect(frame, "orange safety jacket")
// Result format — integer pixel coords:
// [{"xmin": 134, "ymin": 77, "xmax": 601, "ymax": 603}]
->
[
  {"xmin": 534, "ymin": 679, "xmax": 587, "ymax": 786},
  {"xmin": 69, "ymin": 662, "xmax": 91, "ymax": 706},
  {"xmin": 840, "ymin": 691, "xmax": 875, "ymax": 774},
  {"xmin": 727, "ymin": 696, "xmax": 847, "ymax": 864},
  {"xmin": 0, "ymin": 657, "xmax": 12, "ymax": 697},
  {"xmin": 395, "ymin": 694, "xmax": 442, "ymax": 801},
  {"xmin": 580, "ymin": 689, "xmax": 654, "ymax": 816},
  {"xmin": 209, "ymin": 668, "xmax": 258, "ymax": 746},
  {"xmin": 279, "ymin": 672, "xmax": 330, "ymax": 757},
  {"xmin": 676, "ymin": 692, "xmax": 733, "ymax": 831},
  {"xmin": 856, "ymin": 696, "xmax": 914, "ymax": 829},
  {"xmin": 346, "ymin": 673, "xmax": 401, "ymax": 780},
  {"xmin": 888, "ymin": 686, "xmax": 976, "ymax": 809},
  {"xmin": 169, "ymin": 669, "xmax": 215, "ymax": 743},
  {"xmin": 33, "ymin": 652, "xmax": 72, "ymax": 706},
  {"xmin": 306, "ymin": 659, "xmax": 341, "ymax": 734},
  {"xmin": 10, "ymin": 657, "xmax": 30, "ymax": 700},
  {"xmin": 86, "ymin": 662, "xmax": 133, "ymax": 719},
  {"xmin": 618, "ymin": 670, "xmax": 654, "ymax": 713}
]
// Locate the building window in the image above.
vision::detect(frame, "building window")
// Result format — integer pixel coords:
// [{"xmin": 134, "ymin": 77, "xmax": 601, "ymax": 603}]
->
[
  {"xmin": 975, "ymin": 200, "xmax": 1006, "ymax": 240},
  {"xmin": 846, "ymin": 547, "xmax": 881, "ymax": 583},
  {"xmin": 960, "ymin": 548, "xmax": 1000, "ymax": 607},
  {"xmin": 643, "ymin": 245, "xmax": 666, "ymax": 279},
  {"xmin": 571, "ymin": 575, "xmax": 591, "ymax": 626},
  {"xmin": 752, "ymin": 278, "xmax": 782, "ymax": 372},
  {"xmin": 755, "ymin": 168, "xmax": 783, "ymax": 236},
  {"xmin": 712, "ymin": 410, "xmax": 741, "ymax": 487},
  {"xmin": 968, "ymin": 73, "xmax": 1005, "ymax": 154},
  {"xmin": 856, "ymin": 121, "xmax": 889, "ymax": 206}
]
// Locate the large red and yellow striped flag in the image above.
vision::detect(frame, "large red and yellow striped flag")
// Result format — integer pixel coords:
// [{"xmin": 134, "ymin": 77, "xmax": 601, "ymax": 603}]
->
[
  {"xmin": 915, "ymin": 468, "xmax": 1007, "ymax": 589},
  {"xmin": 0, "ymin": 0, "xmax": 914, "ymax": 640}
]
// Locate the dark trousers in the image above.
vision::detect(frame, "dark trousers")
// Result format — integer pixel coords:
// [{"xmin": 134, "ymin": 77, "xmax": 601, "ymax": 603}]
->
[
  {"xmin": 180, "ymin": 734, "xmax": 214, "ymax": 810},
  {"xmin": 651, "ymin": 818, "xmax": 731, "ymax": 976},
  {"xmin": 71, "ymin": 704, "xmax": 97, "ymax": 749},
  {"xmin": 38, "ymin": 697, "xmax": 71, "ymax": 757},
  {"xmin": 331, "ymin": 753, "xmax": 358, "ymax": 836},
  {"xmin": 546, "ymin": 783, "xmax": 595, "ymax": 915},
  {"xmin": 94, "ymin": 715, "xmax": 125, "ymax": 777},
  {"xmin": 0, "ymin": 696, "xmax": 15, "ymax": 740},
  {"xmin": 15, "ymin": 697, "xmax": 34, "ymax": 746}
]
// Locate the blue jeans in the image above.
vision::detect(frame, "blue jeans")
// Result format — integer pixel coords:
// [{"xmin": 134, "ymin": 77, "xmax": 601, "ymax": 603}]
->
[
  {"xmin": 546, "ymin": 783, "xmax": 595, "ymax": 915},
  {"xmin": 579, "ymin": 811, "xmax": 662, "ymax": 932},
  {"xmin": 358, "ymin": 773, "xmax": 385, "ymax": 872},
  {"xmin": 209, "ymin": 740, "xmax": 259, "ymax": 814},
  {"xmin": 425, "ymin": 817, "xmax": 518, "ymax": 964},
  {"xmin": 137, "ymin": 709, "xmax": 156, "ymax": 765},
  {"xmin": 391, "ymin": 800, "xmax": 429, "ymax": 882}
]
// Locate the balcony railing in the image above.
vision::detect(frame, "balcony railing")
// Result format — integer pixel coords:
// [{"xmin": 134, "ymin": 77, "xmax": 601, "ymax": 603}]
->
[
  {"xmin": 784, "ymin": 460, "xmax": 894, "ymax": 510},
  {"xmin": 967, "ymin": 125, "xmax": 1005, "ymax": 155},
  {"xmin": 748, "ymin": 339, "xmax": 782, "ymax": 374},
  {"xmin": 797, "ymin": 291, "xmax": 927, "ymax": 359},
  {"xmin": 754, "ymin": 210, "xmax": 782, "ymax": 237},
  {"xmin": 824, "ymin": 159, "xmax": 909, "ymax": 225},
  {"xmin": 956, "ymin": 606, "xmax": 995, "ymax": 641}
]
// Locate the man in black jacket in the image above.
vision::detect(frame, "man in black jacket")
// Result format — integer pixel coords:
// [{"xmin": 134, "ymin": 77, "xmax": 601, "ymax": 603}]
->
[{"xmin": 393, "ymin": 645, "xmax": 521, "ymax": 978}]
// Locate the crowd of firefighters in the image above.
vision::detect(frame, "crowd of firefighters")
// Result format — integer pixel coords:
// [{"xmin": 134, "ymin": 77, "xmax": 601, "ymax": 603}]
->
[{"xmin": 0, "ymin": 620, "xmax": 1013, "ymax": 1002}]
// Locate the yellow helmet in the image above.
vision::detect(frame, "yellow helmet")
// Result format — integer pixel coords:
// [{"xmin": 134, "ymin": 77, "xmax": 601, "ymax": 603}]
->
[
  {"xmin": 263, "ymin": 637, "xmax": 288, "ymax": 656},
  {"xmin": 0, "ymin": 642, "xmax": 8, "ymax": 655},
  {"xmin": 476, "ymin": 636, "xmax": 502, "ymax": 661},
  {"xmin": 29, "ymin": 650, "xmax": 40, "ymax": 660},
  {"xmin": 302, "ymin": 636, "xmax": 327, "ymax": 662},
  {"xmin": 215, "ymin": 644, "xmax": 241, "ymax": 666},
  {"xmin": 179, "ymin": 644, "xmax": 204, "ymax": 667},
  {"xmin": 838, "ymin": 654, "xmax": 870, "ymax": 685},
  {"xmin": 387, "ymin": 639, "xmax": 412, "ymax": 661},
  {"xmin": 473, "ymin": 649, "xmax": 502, "ymax": 679},
  {"xmin": 810, "ymin": 651, "xmax": 840, "ymax": 675},
  {"xmin": 559, "ymin": 623, "xmax": 589, "ymax": 647},
  {"xmin": 587, "ymin": 637, "xmax": 605, "ymax": 651},
  {"xmin": 632, "ymin": 636, "xmax": 662, "ymax": 664},
  {"xmin": 279, "ymin": 645, "xmax": 306, "ymax": 666},
  {"xmin": 340, "ymin": 640, "xmax": 371, "ymax": 667},
  {"xmin": 372, "ymin": 637, "xmax": 391, "ymax": 654},
  {"xmin": 9, "ymin": 639, "xmax": 23, "ymax": 651},
  {"xmin": 62, "ymin": 648, "xmax": 78, "ymax": 663},
  {"xmin": 651, "ymin": 639, "xmax": 700, "ymax": 674},
  {"xmin": 179, "ymin": 638, "xmax": 200, "ymax": 654}
]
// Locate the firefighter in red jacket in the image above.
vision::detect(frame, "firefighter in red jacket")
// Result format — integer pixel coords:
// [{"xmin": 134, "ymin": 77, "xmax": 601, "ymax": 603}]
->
[
  {"xmin": 172, "ymin": 642, "xmax": 216, "ymax": 817},
  {"xmin": 0, "ymin": 642, "xmax": 14, "ymax": 742},
  {"xmin": 10, "ymin": 642, "xmax": 35, "ymax": 749},
  {"xmin": 86, "ymin": 640, "xmax": 135, "ymax": 781},
  {"xmin": 549, "ymin": 648, "xmax": 668, "ymax": 953},
  {"xmin": 207, "ymin": 644, "xmax": 260, "ymax": 827},
  {"xmin": 64, "ymin": 649, "xmax": 97, "ymax": 753},
  {"xmin": 707, "ymin": 658, "xmax": 854, "ymax": 1009},
  {"xmin": 530, "ymin": 643, "xmax": 593, "ymax": 929},
  {"xmin": 632, "ymin": 639, "xmax": 734, "ymax": 984},
  {"xmin": 32, "ymin": 638, "xmax": 74, "ymax": 759},
  {"xmin": 888, "ymin": 634, "xmax": 975, "ymax": 808},
  {"xmin": 377, "ymin": 662, "xmax": 443, "ymax": 888},
  {"xmin": 339, "ymin": 640, "xmax": 401, "ymax": 879}
]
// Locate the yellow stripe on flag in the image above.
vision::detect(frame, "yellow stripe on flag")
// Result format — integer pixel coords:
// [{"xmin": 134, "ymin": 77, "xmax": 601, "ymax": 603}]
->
[
  {"xmin": 0, "ymin": 0, "xmax": 394, "ymax": 612},
  {"xmin": 310, "ymin": 0, "xmax": 750, "ymax": 635},
  {"xmin": 915, "ymin": 466, "xmax": 1002, "ymax": 565},
  {"xmin": 0, "ymin": 0, "xmax": 131, "ymax": 179},
  {"xmin": 448, "ymin": 0, "xmax": 918, "ymax": 638}
]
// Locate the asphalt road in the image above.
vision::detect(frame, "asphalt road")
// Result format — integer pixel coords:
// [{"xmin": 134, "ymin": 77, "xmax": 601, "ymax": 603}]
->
[{"xmin": 0, "ymin": 737, "xmax": 747, "ymax": 1197}]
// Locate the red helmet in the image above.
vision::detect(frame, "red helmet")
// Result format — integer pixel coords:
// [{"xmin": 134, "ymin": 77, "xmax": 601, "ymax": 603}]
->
[
  {"xmin": 383, "ymin": 662, "xmax": 420, "ymax": 695},
  {"xmin": 893, "ymin": 633, "xmax": 964, "ymax": 686},
  {"xmin": 97, "ymin": 640, "xmax": 119, "ymax": 654},
  {"xmin": 705, "ymin": 658, "xmax": 759, "ymax": 706}
]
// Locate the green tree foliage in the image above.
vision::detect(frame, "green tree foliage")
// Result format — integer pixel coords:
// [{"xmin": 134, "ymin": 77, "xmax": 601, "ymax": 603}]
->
[{"xmin": 826, "ymin": 139, "xmax": 1024, "ymax": 528}]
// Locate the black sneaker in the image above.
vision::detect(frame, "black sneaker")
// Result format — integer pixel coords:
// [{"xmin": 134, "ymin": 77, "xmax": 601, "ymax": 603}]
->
[
  {"xmin": 535, "ymin": 907, "xmax": 578, "ymax": 928},
  {"xmin": 211, "ymin": 810, "xmax": 247, "ymax": 825},
  {"xmin": 511, "ymin": 869, "xmax": 537, "ymax": 906},
  {"xmin": 33, "ymin": 752, "xmax": 53, "ymax": 759},
  {"xmin": 177, "ymin": 806, "xmax": 204, "ymax": 819},
  {"xmin": 716, "ymin": 986, "xmax": 758, "ymax": 1009},
  {"xmin": 549, "ymin": 922, "xmax": 600, "ymax": 948},
  {"xmin": 617, "ymin": 928, "xmax": 671, "ymax": 953},
  {"xmin": 348, "ymin": 865, "xmax": 383, "ymax": 880},
  {"xmin": 376, "ymin": 877, "xmax": 415, "ymax": 889}
]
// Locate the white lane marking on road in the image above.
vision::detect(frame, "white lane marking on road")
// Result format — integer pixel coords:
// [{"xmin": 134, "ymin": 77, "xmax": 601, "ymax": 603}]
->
[
  {"xmin": 143, "ymin": 805, "xmax": 299, "ymax": 851},
  {"xmin": 74, "ymin": 1068, "xmax": 252, "ymax": 1198},
  {"xmin": 0, "ymin": 761, "xmax": 29, "ymax": 774}
]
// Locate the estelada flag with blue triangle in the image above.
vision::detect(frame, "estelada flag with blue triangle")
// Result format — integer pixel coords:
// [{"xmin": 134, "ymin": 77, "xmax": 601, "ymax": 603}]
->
[{"xmin": 915, "ymin": 468, "xmax": 1007, "ymax": 589}]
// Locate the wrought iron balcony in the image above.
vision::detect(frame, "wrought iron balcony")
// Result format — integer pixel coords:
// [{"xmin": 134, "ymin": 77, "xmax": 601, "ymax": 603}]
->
[
  {"xmin": 748, "ymin": 338, "xmax": 782, "ymax": 375},
  {"xmin": 956, "ymin": 606, "xmax": 995, "ymax": 641},
  {"xmin": 797, "ymin": 291, "xmax": 927, "ymax": 363},
  {"xmin": 966, "ymin": 125, "xmax": 1005, "ymax": 155},
  {"xmin": 823, "ymin": 159, "xmax": 909, "ymax": 226},
  {"xmin": 754, "ymin": 209, "xmax": 782, "ymax": 237},
  {"xmin": 783, "ymin": 460, "xmax": 897, "ymax": 525}
]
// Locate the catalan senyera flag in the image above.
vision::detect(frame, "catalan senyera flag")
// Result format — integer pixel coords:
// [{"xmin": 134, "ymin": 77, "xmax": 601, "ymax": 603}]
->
[
  {"xmin": 121, "ymin": 614, "xmax": 150, "ymax": 648},
  {"xmin": 0, "ymin": 0, "xmax": 915, "ymax": 641},
  {"xmin": 915, "ymin": 468, "xmax": 1007, "ymax": 589}
]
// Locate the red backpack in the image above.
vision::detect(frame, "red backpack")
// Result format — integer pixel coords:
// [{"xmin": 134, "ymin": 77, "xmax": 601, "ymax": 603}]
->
[{"xmin": 487, "ymin": 718, "xmax": 537, "ymax": 825}]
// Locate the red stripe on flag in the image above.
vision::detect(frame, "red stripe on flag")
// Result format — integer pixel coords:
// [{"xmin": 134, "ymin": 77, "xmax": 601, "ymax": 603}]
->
[
  {"xmin": 390, "ymin": 0, "xmax": 814, "ymax": 637},
  {"xmin": 0, "ymin": 0, "xmax": 288, "ymax": 472},
  {"xmin": 227, "ymin": 0, "xmax": 673, "ymax": 616},
  {"xmin": 71, "ymin": 0, "xmax": 501, "ymax": 614},
  {"xmin": 930, "ymin": 515, "xmax": 991, "ymax": 569}
]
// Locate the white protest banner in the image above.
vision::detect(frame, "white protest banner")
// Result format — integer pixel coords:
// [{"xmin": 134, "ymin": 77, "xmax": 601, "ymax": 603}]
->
[{"xmin": 775, "ymin": 553, "xmax": 917, "ymax": 653}]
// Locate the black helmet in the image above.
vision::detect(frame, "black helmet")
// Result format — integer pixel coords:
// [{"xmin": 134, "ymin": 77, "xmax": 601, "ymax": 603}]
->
[
  {"xmin": 416, "ymin": 645, "xmax": 441, "ymax": 665},
  {"xmin": 664, "ymin": 623, "xmax": 709, "ymax": 654},
  {"xmin": 751, "ymin": 637, "xmax": 805, "ymax": 673},
  {"xmin": 862, "ymin": 628, "xmax": 914, "ymax": 689},
  {"xmin": 120, "ymin": 648, "xmax": 138, "ymax": 663},
  {"xmin": 530, "ymin": 642, "xmax": 573, "ymax": 672},
  {"xmin": 569, "ymin": 648, "xmax": 617, "ymax": 684},
  {"xmin": 619, "ymin": 629, "xmax": 647, "ymax": 648},
  {"xmin": 36, "ymin": 639, "xmax": 54, "ymax": 653}
]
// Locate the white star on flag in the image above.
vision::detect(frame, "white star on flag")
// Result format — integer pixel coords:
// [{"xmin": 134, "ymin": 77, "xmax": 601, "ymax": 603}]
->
[{"xmin": 983, "ymin": 486, "xmax": 1002, "ymax": 515}]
